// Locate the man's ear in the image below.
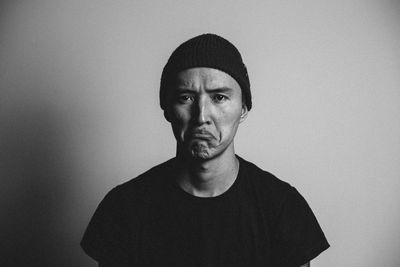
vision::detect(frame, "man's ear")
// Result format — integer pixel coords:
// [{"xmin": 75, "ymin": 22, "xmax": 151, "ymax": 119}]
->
[{"xmin": 239, "ymin": 104, "xmax": 248, "ymax": 123}]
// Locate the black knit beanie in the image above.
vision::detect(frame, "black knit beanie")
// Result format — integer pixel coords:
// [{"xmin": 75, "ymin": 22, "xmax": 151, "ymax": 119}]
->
[{"xmin": 160, "ymin": 33, "xmax": 252, "ymax": 111}]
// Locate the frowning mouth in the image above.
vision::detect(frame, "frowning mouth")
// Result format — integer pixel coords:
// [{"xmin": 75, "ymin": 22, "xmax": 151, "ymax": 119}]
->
[
  {"xmin": 191, "ymin": 133, "xmax": 213, "ymax": 140},
  {"xmin": 188, "ymin": 130, "xmax": 215, "ymax": 140}
]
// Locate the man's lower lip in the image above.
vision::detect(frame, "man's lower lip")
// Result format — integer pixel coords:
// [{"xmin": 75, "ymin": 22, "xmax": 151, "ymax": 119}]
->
[{"xmin": 191, "ymin": 134, "xmax": 213, "ymax": 139}]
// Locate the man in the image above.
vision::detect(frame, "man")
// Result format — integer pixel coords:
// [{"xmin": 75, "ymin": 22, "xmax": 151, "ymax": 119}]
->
[{"xmin": 81, "ymin": 33, "xmax": 329, "ymax": 266}]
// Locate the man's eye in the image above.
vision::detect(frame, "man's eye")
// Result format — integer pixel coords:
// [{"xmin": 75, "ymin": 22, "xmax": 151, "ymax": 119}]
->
[
  {"xmin": 178, "ymin": 95, "xmax": 194, "ymax": 103},
  {"xmin": 213, "ymin": 94, "xmax": 227, "ymax": 102}
]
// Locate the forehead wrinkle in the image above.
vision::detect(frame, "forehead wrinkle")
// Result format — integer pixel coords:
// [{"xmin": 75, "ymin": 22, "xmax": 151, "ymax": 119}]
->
[
  {"xmin": 176, "ymin": 74, "xmax": 201, "ymax": 90},
  {"xmin": 176, "ymin": 67, "xmax": 241, "ymax": 92},
  {"xmin": 176, "ymin": 87, "xmax": 234, "ymax": 96}
]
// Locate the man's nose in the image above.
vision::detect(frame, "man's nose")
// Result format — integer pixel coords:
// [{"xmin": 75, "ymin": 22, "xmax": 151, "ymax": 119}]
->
[{"xmin": 194, "ymin": 96, "xmax": 211, "ymax": 125}]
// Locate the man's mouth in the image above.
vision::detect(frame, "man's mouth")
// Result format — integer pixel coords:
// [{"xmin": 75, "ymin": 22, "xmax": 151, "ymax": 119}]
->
[
  {"xmin": 191, "ymin": 133, "xmax": 213, "ymax": 140},
  {"xmin": 188, "ymin": 130, "xmax": 214, "ymax": 140}
]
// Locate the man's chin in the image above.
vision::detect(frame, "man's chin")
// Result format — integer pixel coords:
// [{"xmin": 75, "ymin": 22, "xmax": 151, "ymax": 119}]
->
[
  {"xmin": 177, "ymin": 141, "xmax": 221, "ymax": 161},
  {"xmin": 188, "ymin": 143, "xmax": 213, "ymax": 160},
  {"xmin": 190, "ymin": 151, "xmax": 211, "ymax": 160}
]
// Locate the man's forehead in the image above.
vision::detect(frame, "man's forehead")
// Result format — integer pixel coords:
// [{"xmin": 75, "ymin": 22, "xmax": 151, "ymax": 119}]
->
[{"xmin": 175, "ymin": 67, "xmax": 241, "ymax": 90}]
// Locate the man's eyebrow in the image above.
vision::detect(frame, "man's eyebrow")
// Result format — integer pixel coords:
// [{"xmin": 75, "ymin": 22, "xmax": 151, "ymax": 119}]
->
[
  {"xmin": 175, "ymin": 87, "xmax": 234, "ymax": 93},
  {"xmin": 175, "ymin": 88, "xmax": 196, "ymax": 93},
  {"xmin": 206, "ymin": 87, "xmax": 234, "ymax": 93}
]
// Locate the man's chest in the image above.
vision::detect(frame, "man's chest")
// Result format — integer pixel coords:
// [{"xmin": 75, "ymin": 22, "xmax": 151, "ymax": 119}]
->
[{"xmin": 132, "ymin": 194, "xmax": 275, "ymax": 267}]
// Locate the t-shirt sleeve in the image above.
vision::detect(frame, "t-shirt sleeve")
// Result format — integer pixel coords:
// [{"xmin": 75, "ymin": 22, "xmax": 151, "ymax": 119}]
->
[
  {"xmin": 273, "ymin": 186, "xmax": 330, "ymax": 266},
  {"xmin": 80, "ymin": 187, "xmax": 135, "ymax": 265}
]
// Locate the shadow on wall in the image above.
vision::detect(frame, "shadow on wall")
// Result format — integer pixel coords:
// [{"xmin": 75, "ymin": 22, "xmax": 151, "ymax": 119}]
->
[{"xmin": 0, "ymin": 91, "xmax": 81, "ymax": 266}]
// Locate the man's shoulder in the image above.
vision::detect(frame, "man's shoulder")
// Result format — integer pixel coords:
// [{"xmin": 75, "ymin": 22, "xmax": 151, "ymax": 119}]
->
[
  {"xmin": 237, "ymin": 156, "xmax": 300, "ymax": 219},
  {"xmin": 109, "ymin": 158, "xmax": 175, "ymax": 198},
  {"xmin": 238, "ymin": 156, "xmax": 294, "ymax": 200},
  {"xmin": 239, "ymin": 156, "xmax": 291, "ymax": 189}
]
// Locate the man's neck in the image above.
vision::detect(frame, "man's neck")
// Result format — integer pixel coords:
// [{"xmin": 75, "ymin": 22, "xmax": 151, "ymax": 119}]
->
[{"xmin": 174, "ymin": 148, "xmax": 239, "ymax": 197}]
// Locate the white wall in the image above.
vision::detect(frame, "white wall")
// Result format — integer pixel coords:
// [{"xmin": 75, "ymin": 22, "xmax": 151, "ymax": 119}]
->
[{"xmin": 1, "ymin": 0, "xmax": 399, "ymax": 266}]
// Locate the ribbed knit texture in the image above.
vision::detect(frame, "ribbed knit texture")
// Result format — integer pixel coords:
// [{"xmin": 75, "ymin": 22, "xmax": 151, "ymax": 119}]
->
[{"xmin": 160, "ymin": 33, "xmax": 252, "ymax": 111}]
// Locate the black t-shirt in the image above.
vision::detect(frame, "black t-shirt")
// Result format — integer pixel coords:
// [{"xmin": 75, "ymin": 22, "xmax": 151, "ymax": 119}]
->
[{"xmin": 81, "ymin": 156, "xmax": 329, "ymax": 266}]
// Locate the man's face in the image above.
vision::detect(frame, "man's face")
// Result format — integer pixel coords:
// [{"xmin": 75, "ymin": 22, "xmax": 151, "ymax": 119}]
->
[{"xmin": 165, "ymin": 67, "xmax": 248, "ymax": 160}]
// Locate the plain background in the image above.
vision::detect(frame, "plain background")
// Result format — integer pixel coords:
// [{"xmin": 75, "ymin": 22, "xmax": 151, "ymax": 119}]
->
[{"xmin": 1, "ymin": 0, "xmax": 399, "ymax": 266}]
